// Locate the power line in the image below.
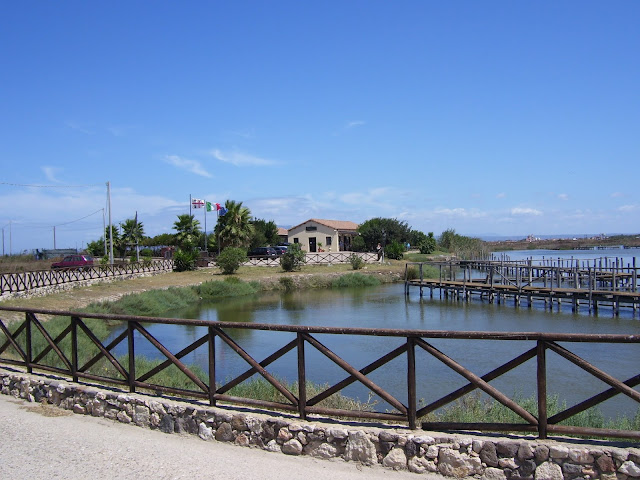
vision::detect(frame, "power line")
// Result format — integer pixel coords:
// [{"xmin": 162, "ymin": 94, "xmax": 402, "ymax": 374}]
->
[
  {"xmin": 0, "ymin": 181, "xmax": 102, "ymax": 188},
  {"xmin": 55, "ymin": 209, "xmax": 103, "ymax": 227}
]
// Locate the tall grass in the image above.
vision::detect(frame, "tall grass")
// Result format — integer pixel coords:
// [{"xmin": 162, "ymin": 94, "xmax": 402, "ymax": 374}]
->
[
  {"xmin": 405, "ymin": 264, "xmax": 439, "ymax": 280},
  {"xmin": 421, "ymin": 392, "xmax": 640, "ymax": 434},
  {"xmin": 330, "ymin": 273, "xmax": 381, "ymax": 288}
]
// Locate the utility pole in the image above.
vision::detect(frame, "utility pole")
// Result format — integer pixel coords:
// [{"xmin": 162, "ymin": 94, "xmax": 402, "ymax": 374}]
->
[
  {"xmin": 107, "ymin": 181, "xmax": 114, "ymax": 264},
  {"xmin": 53, "ymin": 226, "xmax": 56, "ymax": 249},
  {"xmin": 102, "ymin": 208, "xmax": 107, "ymax": 257}
]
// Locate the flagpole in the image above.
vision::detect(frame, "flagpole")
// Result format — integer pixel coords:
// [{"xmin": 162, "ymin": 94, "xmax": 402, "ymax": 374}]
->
[
  {"xmin": 189, "ymin": 194, "xmax": 192, "ymax": 217},
  {"xmin": 204, "ymin": 201, "xmax": 207, "ymax": 252}
]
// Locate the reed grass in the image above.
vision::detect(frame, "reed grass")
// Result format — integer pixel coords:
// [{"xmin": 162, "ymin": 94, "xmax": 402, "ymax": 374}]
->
[{"xmin": 420, "ymin": 391, "xmax": 640, "ymax": 434}]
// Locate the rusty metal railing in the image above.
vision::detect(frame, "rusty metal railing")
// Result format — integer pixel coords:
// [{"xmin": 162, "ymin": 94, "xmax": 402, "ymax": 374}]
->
[{"xmin": 0, "ymin": 305, "xmax": 638, "ymax": 440}]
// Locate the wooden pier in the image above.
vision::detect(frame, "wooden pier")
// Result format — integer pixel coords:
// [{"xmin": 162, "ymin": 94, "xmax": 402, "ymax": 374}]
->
[{"xmin": 405, "ymin": 258, "xmax": 640, "ymax": 316}]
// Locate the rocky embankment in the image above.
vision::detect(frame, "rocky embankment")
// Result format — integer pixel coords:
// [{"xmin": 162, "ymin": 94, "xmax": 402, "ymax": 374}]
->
[{"xmin": 2, "ymin": 370, "xmax": 638, "ymax": 479}]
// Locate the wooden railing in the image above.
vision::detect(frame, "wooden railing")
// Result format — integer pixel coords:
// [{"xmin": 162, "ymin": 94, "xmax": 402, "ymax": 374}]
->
[
  {"xmin": 0, "ymin": 305, "xmax": 638, "ymax": 440},
  {"xmin": 244, "ymin": 252, "xmax": 377, "ymax": 267},
  {"xmin": 0, "ymin": 261, "xmax": 174, "ymax": 296}
]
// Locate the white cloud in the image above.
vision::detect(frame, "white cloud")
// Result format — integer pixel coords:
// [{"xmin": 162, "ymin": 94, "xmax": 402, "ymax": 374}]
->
[
  {"xmin": 557, "ymin": 193, "xmax": 569, "ymax": 201},
  {"xmin": 210, "ymin": 149, "xmax": 276, "ymax": 167},
  {"xmin": 433, "ymin": 208, "xmax": 487, "ymax": 218},
  {"xmin": 42, "ymin": 166, "xmax": 62, "ymax": 183},
  {"xmin": 164, "ymin": 155, "xmax": 212, "ymax": 178},
  {"xmin": 511, "ymin": 207, "xmax": 542, "ymax": 216},
  {"xmin": 339, "ymin": 187, "xmax": 393, "ymax": 206},
  {"xmin": 345, "ymin": 120, "xmax": 365, "ymax": 129},
  {"xmin": 496, "ymin": 193, "xmax": 506, "ymax": 199},
  {"xmin": 611, "ymin": 192, "xmax": 625, "ymax": 198},
  {"xmin": 618, "ymin": 204, "xmax": 638, "ymax": 212}
]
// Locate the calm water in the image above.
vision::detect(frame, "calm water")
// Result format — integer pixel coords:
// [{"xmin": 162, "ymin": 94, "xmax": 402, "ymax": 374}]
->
[{"xmin": 123, "ymin": 257, "xmax": 640, "ymax": 420}]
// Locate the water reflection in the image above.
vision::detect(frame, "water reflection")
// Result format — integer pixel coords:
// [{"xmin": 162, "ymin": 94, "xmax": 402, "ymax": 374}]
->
[{"xmin": 114, "ymin": 282, "xmax": 639, "ymax": 420}]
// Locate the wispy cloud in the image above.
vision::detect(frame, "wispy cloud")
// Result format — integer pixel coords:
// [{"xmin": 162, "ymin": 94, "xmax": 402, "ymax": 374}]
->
[
  {"xmin": 618, "ymin": 204, "xmax": 638, "ymax": 212},
  {"xmin": 496, "ymin": 192, "xmax": 506, "ymax": 199},
  {"xmin": 434, "ymin": 207, "xmax": 487, "ymax": 218},
  {"xmin": 65, "ymin": 121, "xmax": 94, "ymax": 135},
  {"xmin": 345, "ymin": 120, "xmax": 365, "ymax": 129},
  {"xmin": 164, "ymin": 155, "xmax": 212, "ymax": 178},
  {"xmin": 611, "ymin": 192, "xmax": 625, "ymax": 198},
  {"xmin": 107, "ymin": 125, "xmax": 137, "ymax": 137},
  {"xmin": 228, "ymin": 129, "xmax": 255, "ymax": 139},
  {"xmin": 511, "ymin": 207, "xmax": 542, "ymax": 216},
  {"xmin": 42, "ymin": 166, "xmax": 62, "ymax": 183},
  {"xmin": 557, "ymin": 193, "xmax": 569, "ymax": 201},
  {"xmin": 210, "ymin": 149, "xmax": 276, "ymax": 167},
  {"xmin": 339, "ymin": 187, "xmax": 392, "ymax": 206}
]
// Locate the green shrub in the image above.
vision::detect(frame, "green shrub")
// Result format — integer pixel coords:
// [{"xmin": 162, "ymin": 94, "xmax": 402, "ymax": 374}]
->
[
  {"xmin": 194, "ymin": 278, "xmax": 258, "ymax": 298},
  {"xmin": 173, "ymin": 248, "xmax": 198, "ymax": 272},
  {"xmin": 384, "ymin": 240, "xmax": 404, "ymax": 260},
  {"xmin": 279, "ymin": 276, "xmax": 295, "ymax": 291},
  {"xmin": 280, "ymin": 243, "xmax": 306, "ymax": 272},
  {"xmin": 419, "ymin": 232, "xmax": 437, "ymax": 254},
  {"xmin": 215, "ymin": 247, "xmax": 247, "ymax": 274},
  {"xmin": 348, "ymin": 253, "xmax": 365, "ymax": 270}
]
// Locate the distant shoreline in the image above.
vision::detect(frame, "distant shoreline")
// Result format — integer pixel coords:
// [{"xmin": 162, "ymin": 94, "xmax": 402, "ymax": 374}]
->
[{"xmin": 485, "ymin": 233, "xmax": 640, "ymax": 251}]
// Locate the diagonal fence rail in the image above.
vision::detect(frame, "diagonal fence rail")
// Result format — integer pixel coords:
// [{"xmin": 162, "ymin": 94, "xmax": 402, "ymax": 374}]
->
[
  {"xmin": 0, "ymin": 260, "xmax": 174, "ymax": 296},
  {"xmin": 0, "ymin": 305, "xmax": 638, "ymax": 440}
]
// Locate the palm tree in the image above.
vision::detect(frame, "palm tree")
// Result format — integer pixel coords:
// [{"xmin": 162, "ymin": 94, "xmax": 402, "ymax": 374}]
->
[
  {"xmin": 215, "ymin": 200, "xmax": 254, "ymax": 249},
  {"xmin": 121, "ymin": 216, "xmax": 145, "ymax": 261},
  {"xmin": 173, "ymin": 214, "xmax": 201, "ymax": 249}
]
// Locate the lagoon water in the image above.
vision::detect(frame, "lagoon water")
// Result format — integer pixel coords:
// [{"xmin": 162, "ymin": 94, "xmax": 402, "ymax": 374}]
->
[{"xmin": 124, "ymin": 249, "xmax": 640, "ymax": 421}]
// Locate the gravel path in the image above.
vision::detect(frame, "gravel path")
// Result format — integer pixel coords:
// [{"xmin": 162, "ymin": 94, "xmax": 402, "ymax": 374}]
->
[{"xmin": 0, "ymin": 395, "xmax": 437, "ymax": 480}]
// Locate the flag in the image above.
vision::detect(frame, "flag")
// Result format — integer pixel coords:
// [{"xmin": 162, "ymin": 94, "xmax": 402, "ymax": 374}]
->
[
  {"xmin": 215, "ymin": 203, "xmax": 221, "ymax": 210},
  {"xmin": 206, "ymin": 201, "xmax": 213, "ymax": 212},
  {"xmin": 192, "ymin": 198, "xmax": 205, "ymax": 208},
  {"xmin": 219, "ymin": 207, "xmax": 228, "ymax": 215}
]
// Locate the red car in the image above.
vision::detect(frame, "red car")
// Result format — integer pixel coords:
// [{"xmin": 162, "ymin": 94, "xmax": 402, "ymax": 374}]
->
[{"xmin": 51, "ymin": 254, "xmax": 94, "ymax": 270}]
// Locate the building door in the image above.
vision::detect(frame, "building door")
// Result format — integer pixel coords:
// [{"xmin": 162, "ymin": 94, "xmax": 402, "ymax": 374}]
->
[{"xmin": 309, "ymin": 237, "xmax": 317, "ymax": 252}]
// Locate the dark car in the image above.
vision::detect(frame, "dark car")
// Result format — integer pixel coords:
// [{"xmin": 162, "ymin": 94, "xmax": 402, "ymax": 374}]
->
[
  {"xmin": 273, "ymin": 246, "xmax": 288, "ymax": 256},
  {"xmin": 248, "ymin": 247, "xmax": 278, "ymax": 259},
  {"xmin": 51, "ymin": 254, "xmax": 94, "ymax": 270}
]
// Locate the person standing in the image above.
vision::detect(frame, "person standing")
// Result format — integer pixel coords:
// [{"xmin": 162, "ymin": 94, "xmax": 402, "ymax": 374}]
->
[{"xmin": 376, "ymin": 242, "xmax": 383, "ymax": 262}]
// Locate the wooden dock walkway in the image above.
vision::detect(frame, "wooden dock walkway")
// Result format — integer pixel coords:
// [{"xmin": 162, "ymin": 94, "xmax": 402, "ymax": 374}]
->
[{"xmin": 405, "ymin": 259, "xmax": 640, "ymax": 316}]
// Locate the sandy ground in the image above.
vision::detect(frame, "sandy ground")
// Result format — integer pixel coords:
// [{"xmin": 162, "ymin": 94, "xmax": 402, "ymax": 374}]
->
[{"xmin": 0, "ymin": 395, "xmax": 443, "ymax": 480}]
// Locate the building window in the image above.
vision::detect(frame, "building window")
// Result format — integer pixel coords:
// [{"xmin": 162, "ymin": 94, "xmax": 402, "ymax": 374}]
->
[
  {"xmin": 326, "ymin": 236, "xmax": 332, "ymax": 245},
  {"xmin": 293, "ymin": 238, "xmax": 299, "ymax": 243},
  {"xmin": 305, "ymin": 226, "xmax": 317, "ymax": 232}
]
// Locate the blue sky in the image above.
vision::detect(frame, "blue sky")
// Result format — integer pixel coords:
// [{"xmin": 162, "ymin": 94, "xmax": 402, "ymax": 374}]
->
[{"xmin": 1, "ymin": 1, "xmax": 639, "ymax": 253}]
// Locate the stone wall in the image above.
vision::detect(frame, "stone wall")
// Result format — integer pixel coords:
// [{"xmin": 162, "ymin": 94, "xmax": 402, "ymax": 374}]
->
[{"xmin": 1, "ymin": 369, "xmax": 638, "ymax": 479}]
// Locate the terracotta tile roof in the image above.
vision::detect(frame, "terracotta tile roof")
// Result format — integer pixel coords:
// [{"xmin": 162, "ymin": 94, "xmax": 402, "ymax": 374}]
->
[
  {"xmin": 290, "ymin": 219, "xmax": 359, "ymax": 232},
  {"xmin": 277, "ymin": 227, "xmax": 288, "ymax": 235}
]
